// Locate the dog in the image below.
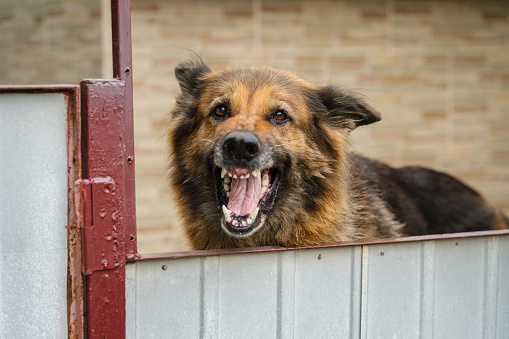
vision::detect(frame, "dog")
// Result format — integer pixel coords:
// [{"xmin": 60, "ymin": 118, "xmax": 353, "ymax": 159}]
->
[{"xmin": 167, "ymin": 60, "xmax": 508, "ymax": 250}]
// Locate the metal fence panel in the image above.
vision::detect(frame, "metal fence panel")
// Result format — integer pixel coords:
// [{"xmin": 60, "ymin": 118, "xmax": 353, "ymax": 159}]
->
[
  {"xmin": 432, "ymin": 238, "xmax": 487, "ymax": 338},
  {"xmin": 292, "ymin": 247, "xmax": 361, "ymax": 339},
  {"xmin": 362, "ymin": 242, "xmax": 423, "ymax": 338},
  {"xmin": 0, "ymin": 92, "xmax": 68, "ymax": 338},
  {"xmin": 496, "ymin": 236, "xmax": 509, "ymax": 337},
  {"xmin": 216, "ymin": 252, "xmax": 279, "ymax": 338},
  {"xmin": 127, "ymin": 234, "xmax": 509, "ymax": 339},
  {"xmin": 127, "ymin": 257, "xmax": 202, "ymax": 338}
]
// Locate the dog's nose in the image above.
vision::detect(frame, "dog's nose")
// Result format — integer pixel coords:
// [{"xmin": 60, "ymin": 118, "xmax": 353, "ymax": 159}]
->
[{"xmin": 222, "ymin": 130, "xmax": 260, "ymax": 162}]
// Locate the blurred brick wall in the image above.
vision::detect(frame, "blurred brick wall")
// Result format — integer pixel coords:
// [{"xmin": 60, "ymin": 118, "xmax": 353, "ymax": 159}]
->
[
  {"xmin": 1, "ymin": 0, "xmax": 508, "ymax": 253},
  {"xmin": 130, "ymin": 0, "xmax": 509, "ymax": 253},
  {"xmin": 0, "ymin": 0, "xmax": 103, "ymax": 84}
]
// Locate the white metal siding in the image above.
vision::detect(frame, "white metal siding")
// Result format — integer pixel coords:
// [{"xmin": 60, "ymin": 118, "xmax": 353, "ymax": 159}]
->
[
  {"xmin": 0, "ymin": 93, "xmax": 68, "ymax": 337},
  {"xmin": 127, "ymin": 235, "xmax": 509, "ymax": 339}
]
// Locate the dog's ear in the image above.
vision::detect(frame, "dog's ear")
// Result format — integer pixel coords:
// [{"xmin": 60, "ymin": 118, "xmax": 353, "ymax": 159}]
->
[
  {"xmin": 175, "ymin": 60, "xmax": 211, "ymax": 96},
  {"xmin": 317, "ymin": 85, "xmax": 381, "ymax": 129}
]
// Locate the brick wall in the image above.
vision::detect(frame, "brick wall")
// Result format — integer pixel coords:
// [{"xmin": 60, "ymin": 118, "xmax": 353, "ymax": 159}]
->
[
  {"xmin": 1, "ymin": 0, "xmax": 508, "ymax": 253},
  {"xmin": 131, "ymin": 0, "xmax": 509, "ymax": 253},
  {"xmin": 0, "ymin": 0, "xmax": 103, "ymax": 84}
]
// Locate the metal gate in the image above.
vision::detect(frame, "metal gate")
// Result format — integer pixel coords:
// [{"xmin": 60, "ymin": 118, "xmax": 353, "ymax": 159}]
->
[{"xmin": 0, "ymin": 85, "xmax": 79, "ymax": 337}]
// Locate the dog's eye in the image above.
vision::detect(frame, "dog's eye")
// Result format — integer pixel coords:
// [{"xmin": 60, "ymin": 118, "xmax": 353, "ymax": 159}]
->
[
  {"xmin": 270, "ymin": 110, "xmax": 289, "ymax": 125},
  {"xmin": 212, "ymin": 104, "xmax": 229, "ymax": 120}
]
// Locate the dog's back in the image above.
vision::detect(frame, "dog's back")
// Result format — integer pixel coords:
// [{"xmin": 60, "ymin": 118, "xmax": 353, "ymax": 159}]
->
[{"xmin": 352, "ymin": 155, "xmax": 508, "ymax": 236}]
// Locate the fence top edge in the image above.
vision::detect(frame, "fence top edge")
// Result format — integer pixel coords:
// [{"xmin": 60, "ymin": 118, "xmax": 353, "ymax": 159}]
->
[
  {"xmin": 134, "ymin": 229, "xmax": 509, "ymax": 262},
  {"xmin": 0, "ymin": 84, "xmax": 79, "ymax": 93}
]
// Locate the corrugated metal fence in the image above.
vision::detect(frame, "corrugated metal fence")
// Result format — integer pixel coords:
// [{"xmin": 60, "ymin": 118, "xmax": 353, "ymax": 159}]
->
[{"xmin": 126, "ymin": 234, "xmax": 509, "ymax": 339}]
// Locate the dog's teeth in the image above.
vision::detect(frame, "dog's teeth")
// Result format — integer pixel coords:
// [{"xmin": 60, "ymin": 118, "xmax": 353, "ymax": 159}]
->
[
  {"xmin": 261, "ymin": 173, "xmax": 269, "ymax": 186},
  {"xmin": 252, "ymin": 170, "xmax": 260, "ymax": 179},
  {"xmin": 226, "ymin": 192, "xmax": 230, "ymax": 198},
  {"xmin": 221, "ymin": 167, "xmax": 227, "ymax": 179},
  {"xmin": 261, "ymin": 186, "xmax": 267, "ymax": 196},
  {"xmin": 233, "ymin": 174, "xmax": 238, "ymax": 179},
  {"xmin": 228, "ymin": 171, "xmax": 233, "ymax": 178},
  {"xmin": 242, "ymin": 220, "xmax": 247, "ymax": 226},
  {"xmin": 224, "ymin": 176, "xmax": 231, "ymax": 184},
  {"xmin": 244, "ymin": 173, "xmax": 250, "ymax": 179},
  {"xmin": 250, "ymin": 207, "xmax": 259, "ymax": 219},
  {"xmin": 222, "ymin": 205, "xmax": 232, "ymax": 218},
  {"xmin": 224, "ymin": 183, "xmax": 230, "ymax": 192},
  {"xmin": 247, "ymin": 217, "xmax": 253, "ymax": 224},
  {"xmin": 226, "ymin": 216, "xmax": 232, "ymax": 223},
  {"xmin": 240, "ymin": 175, "xmax": 245, "ymax": 180}
]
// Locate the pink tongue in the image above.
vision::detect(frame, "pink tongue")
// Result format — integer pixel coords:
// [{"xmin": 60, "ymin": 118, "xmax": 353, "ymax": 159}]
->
[{"xmin": 227, "ymin": 175, "xmax": 261, "ymax": 216}]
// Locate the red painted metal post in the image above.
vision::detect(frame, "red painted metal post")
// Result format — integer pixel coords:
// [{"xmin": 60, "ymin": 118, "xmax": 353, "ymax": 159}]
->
[
  {"xmin": 111, "ymin": 0, "xmax": 138, "ymax": 258},
  {"xmin": 79, "ymin": 1, "xmax": 137, "ymax": 336},
  {"xmin": 80, "ymin": 79, "xmax": 127, "ymax": 338}
]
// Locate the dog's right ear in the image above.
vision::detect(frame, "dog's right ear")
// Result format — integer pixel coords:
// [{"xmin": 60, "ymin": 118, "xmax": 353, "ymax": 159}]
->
[{"xmin": 175, "ymin": 60, "xmax": 211, "ymax": 96}]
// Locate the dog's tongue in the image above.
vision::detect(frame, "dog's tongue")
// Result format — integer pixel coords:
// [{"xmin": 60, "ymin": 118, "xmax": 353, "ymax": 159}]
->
[{"xmin": 227, "ymin": 172, "xmax": 261, "ymax": 216}]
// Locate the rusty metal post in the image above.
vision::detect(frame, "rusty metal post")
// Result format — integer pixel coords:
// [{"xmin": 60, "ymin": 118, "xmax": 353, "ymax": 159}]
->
[
  {"xmin": 111, "ymin": 0, "xmax": 138, "ymax": 258},
  {"xmin": 80, "ymin": 79, "xmax": 127, "ymax": 338},
  {"xmin": 79, "ymin": 1, "xmax": 138, "ymax": 337}
]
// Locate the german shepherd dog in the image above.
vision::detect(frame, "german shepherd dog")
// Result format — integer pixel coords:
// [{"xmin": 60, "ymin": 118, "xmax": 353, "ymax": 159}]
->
[{"xmin": 168, "ymin": 60, "xmax": 508, "ymax": 250}]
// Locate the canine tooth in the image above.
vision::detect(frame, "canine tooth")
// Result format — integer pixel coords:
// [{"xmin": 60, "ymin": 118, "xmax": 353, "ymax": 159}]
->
[
  {"xmin": 250, "ymin": 207, "xmax": 259, "ymax": 219},
  {"xmin": 224, "ymin": 183, "xmax": 230, "ymax": 192},
  {"xmin": 252, "ymin": 170, "xmax": 260, "ymax": 179},
  {"xmin": 222, "ymin": 205, "xmax": 232, "ymax": 217},
  {"xmin": 221, "ymin": 167, "xmax": 227, "ymax": 179},
  {"xmin": 224, "ymin": 176, "xmax": 231, "ymax": 184},
  {"xmin": 261, "ymin": 173, "xmax": 269, "ymax": 186},
  {"xmin": 261, "ymin": 186, "xmax": 267, "ymax": 196}
]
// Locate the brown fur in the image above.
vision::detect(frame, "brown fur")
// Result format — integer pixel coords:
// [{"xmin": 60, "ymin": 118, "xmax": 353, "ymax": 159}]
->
[{"xmin": 168, "ymin": 61, "xmax": 507, "ymax": 250}]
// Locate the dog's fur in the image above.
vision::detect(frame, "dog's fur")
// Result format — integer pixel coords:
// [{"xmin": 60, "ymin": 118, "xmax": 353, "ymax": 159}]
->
[{"xmin": 168, "ymin": 60, "xmax": 508, "ymax": 250}]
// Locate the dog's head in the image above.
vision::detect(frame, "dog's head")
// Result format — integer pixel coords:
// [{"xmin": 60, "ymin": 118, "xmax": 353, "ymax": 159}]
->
[{"xmin": 169, "ymin": 60, "xmax": 380, "ymax": 245}]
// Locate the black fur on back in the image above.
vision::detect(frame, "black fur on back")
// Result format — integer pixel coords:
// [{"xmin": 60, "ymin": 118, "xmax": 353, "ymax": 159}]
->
[{"xmin": 351, "ymin": 155, "xmax": 503, "ymax": 235}]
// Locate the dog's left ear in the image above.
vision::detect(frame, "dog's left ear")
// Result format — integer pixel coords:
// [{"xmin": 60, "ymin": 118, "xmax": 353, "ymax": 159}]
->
[{"xmin": 317, "ymin": 85, "xmax": 381, "ymax": 129}]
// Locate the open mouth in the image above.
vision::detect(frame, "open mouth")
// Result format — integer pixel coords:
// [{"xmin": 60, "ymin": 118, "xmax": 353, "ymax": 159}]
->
[{"xmin": 215, "ymin": 166, "xmax": 281, "ymax": 237}]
